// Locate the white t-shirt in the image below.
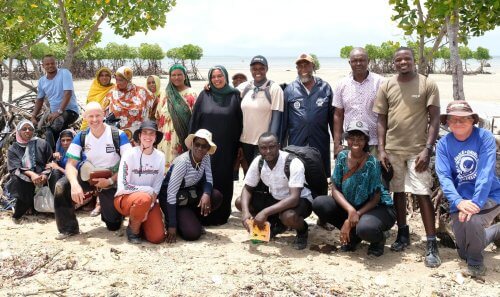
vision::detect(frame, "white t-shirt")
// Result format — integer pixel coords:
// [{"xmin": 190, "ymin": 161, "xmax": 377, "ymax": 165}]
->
[
  {"xmin": 244, "ymin": 151, "xmax": 312, "ymax": 202},
  {"xmin": 115, "ymin": 147, "xmax": 166, "ymax": 197},
  {"xmin": 238, "ymin": 80, "xmax": 284, "ymax": 145},
  {"xmin": 66, "ymin": 124, "xmax": 132, "ymax": 170}
]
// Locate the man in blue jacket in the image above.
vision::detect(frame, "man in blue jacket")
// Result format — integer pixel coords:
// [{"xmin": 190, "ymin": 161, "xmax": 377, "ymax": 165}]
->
[
  {"xmin": 282, "ymin": 54, "xmax": 334, "ymax": 175},
  {"xmin": 436, "ymin": 100, "xmax": 500, "ymax": 278}
]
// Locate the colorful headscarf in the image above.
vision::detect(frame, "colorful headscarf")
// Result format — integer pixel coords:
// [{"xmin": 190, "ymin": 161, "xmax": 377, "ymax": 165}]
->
[
  {"xmin": 147, "ymin": 75, "xmax": 161, "ymax": 98},
  {"xmin": 55, "ymin": 129, "xmax": 76, "ymax": 168},
  {"xmin": 115, "ymin": 66, "xmax": 133, "ymax": 82},
  {"xmin": 81, "ymin": 67, "xmax": 115, "ymax": 130},
  {"xmin": 208, "ymin": 65, "xmax": 238, "ymax": 103},
  {"xmin": 166, "ymin": 64, "xmax": 192, "ymax": 151}
]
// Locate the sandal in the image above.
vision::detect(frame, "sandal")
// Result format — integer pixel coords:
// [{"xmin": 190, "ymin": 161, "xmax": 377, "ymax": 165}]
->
[{"xmin": 90, "ymin": 206, "xmax": 101, "ymax": 217}]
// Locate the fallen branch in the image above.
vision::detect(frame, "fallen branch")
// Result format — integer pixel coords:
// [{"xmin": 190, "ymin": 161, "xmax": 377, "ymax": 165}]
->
[{"xmin": 15, "ymin": 249, "xmax": 63, "ymax": 280}]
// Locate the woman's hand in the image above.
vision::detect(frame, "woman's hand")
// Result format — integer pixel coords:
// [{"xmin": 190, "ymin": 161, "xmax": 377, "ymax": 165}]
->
[
  {"xmin": 340, "ymin": 219, "xmax": 352, "ymax": 245},
  {"xmin": 347, "ymin": 209, "xmax": 360, "ymax": 227},
  {"xmin": 166, "ymin": 227, "xmax": 177, "ymax": 243},
  {"xmin": 198, "ymin": 193, "xmax": 211, "ymax": 216}
]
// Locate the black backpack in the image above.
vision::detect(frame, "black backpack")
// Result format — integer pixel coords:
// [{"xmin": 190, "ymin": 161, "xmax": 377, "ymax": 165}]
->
[
  {"xmin": 80, "ymin": 125, "xmax": 121, "ymax": 156},
  {"xmin": 241, "ymin": 80, "xmax": 274, "ymax": 104},
  {"xmin": 258, "ymin": 145, "xmax": 328, "ymax": 198}
]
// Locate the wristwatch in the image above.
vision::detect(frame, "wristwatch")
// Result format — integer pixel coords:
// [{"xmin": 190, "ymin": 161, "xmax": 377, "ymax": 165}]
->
[
  {"xmin": 57, "ymin": 108, "xmax": 63, "ymax": 115},
  {"xmin": 425, "ymin": 143, "xmax": 434, "ymax": 151}
]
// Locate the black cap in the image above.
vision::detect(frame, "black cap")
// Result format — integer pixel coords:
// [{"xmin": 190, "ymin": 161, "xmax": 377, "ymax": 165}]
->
[{"xmin": 250, "ymin": 55, "xmax": 268, "ymax": 67}]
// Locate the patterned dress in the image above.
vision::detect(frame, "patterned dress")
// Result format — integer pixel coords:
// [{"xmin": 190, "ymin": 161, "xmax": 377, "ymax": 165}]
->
[
  {"xmin": 155, "ymin": 88, "xmax": 197, "ymax": 169},
  {"xmin": 106, "ymin": 83, "xmax": 156, "ymax": 141}
]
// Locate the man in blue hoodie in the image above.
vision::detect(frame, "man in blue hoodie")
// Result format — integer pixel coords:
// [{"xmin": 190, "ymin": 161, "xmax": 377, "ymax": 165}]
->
[
  {"xmin": 436, "ymin": 100, "xmax": 500, "ymax": 278},
  {"xmin": 282, "ymin": 53, "xmax": 333, "ymax": 176}
]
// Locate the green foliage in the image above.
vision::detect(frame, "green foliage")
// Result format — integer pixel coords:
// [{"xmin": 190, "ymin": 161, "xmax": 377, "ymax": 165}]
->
[
  {"xmin": 310, "ymin": 54, "xmax": 320, "ymax": 71},
  {"xmin": 138, "ymin": 43, "xmax": 165, "ymax": 61},
  {"xmin": 180, "ymin": 44, "xmax": 203, "ymax": 61},
  {"xmin": 339, "ymin": 46, "xmax": 353, "ymax": 59},
  {"xmin": 458, "ymin": 46, "xmax": 473, "ymax": 60},
  {"xmin": 30, "ymin": 43, "xmax": 51, "ymax": 60},
  {"xmin": 473, "ymin": 47, "xmax": 491, "ymax": 61}
]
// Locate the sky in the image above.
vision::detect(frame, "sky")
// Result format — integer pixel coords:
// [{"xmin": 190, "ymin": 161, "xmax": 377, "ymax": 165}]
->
[{"xmin": 98, "ymin": 0, "xmax": 500, "ymax": 57}]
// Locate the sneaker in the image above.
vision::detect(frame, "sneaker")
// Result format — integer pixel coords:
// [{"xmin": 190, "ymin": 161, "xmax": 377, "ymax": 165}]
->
[
  {"xmin": 464, "ymin": 264, "xmax": 486, "ymax": 278},
  {"xmin": 424, "ymin": 239, "xmax": 441, "ymax": 268},
  {"xmin": 292, "ymin": 223, "xmax": 308, "ymax": 250},
  {"xmin": 390, "ymin": 225, "xmax": 410, "ymax": 252},
  {"xmin": 126, "ymin": 226, "xmax": 142, "ymax": 244},
  {"xmin": 55, "ymin": 232, "xmax": 77, "ymax": 240},
  {"xmin": 367, "ymin": 233, "xmax": 387, "ymax": 257}
]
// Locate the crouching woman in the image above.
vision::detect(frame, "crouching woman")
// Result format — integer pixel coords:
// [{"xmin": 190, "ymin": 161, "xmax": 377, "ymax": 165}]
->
[
  {"xmin": 159, "ymin": 129, "xmax": 223, "ymax": 243},
  {"xmin": 313, "ymin": 121, "xmax": 396, "ymax": 256},
  {"xmin": 114, "ymin": 120, "xmax": 166, "ymax": 244}
]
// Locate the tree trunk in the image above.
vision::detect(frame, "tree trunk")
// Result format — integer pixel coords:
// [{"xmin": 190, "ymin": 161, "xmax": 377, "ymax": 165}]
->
[
  {"xmin": 8, "ymin": 58, "xmax": 13, "ymax": 103},
  {"xmin": 446, "ymin": 10, "xmax": 465, "ymax": 101}
]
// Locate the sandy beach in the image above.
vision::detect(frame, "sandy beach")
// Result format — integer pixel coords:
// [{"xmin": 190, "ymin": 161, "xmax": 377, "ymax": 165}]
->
[{"xmin": 1, "ymin": 67, "xmax": 499, "ymax": 296}]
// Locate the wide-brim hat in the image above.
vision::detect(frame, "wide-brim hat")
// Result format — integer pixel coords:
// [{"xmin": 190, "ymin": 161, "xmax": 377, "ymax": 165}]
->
[
  {"xmin": 343, "ymin": 120, "xmax": 370, "ymax": 140},
  {"xmin": 132, "ymin": 120, "xmax": 163, "ymax": 146},
  {"xmin": 184, "ymin": 129, "xmax": 217, "ymax": 155},
  {"xmin": 440, "ymin": 100, "xmax": 479, "ymax": 125}
]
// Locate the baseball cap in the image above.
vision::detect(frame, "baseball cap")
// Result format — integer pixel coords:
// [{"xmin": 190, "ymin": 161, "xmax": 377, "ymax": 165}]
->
[
  {"xmin": 295, "ymin": 53, "xmax": 314, "ymax": 65},
  {"xmin": 250, "ymin": 55, "xmax": 268, "ymax": 67},
  {"xmin": 345, "ymin": 120, "xmax": 369, "ymax": 137}
]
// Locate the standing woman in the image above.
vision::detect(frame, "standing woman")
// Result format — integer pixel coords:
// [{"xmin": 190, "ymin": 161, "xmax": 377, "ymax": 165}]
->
[
  {"xmin": 145, "ymin": 75, "xmax": 161, "ymax": 119},
  {"xmin": 105, "ymin": 66, "xmax": 156, "ymax": 141},
  {"xmin": 156, "ymin": 65, "xmax": 197, "ymax": 169},
  {"xmin": 80, "ymin": 67, "xmax": 114, "ymax": 130},
  {"xmin": 190, "ymin": 65, "xmax": 243, "ymax": 225}
]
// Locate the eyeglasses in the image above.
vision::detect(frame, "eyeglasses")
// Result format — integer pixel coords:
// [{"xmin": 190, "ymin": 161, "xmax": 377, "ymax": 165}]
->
[
  {"xmin": 447, "ymin": 117, "xmax": 473, "ymax": 125},
  {"xmin": 21, "ymin": 127, "xmax": 34, "ymax": 132},
  {"xmin": 193, "ymin": 142, "xmax": 210, "ymax": 150}
]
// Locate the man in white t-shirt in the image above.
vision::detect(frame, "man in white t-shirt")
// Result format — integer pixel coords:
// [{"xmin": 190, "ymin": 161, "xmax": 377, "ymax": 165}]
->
[
  {"xmin": 53, "ymin": 102, "xmax": 132, "ymax": 239},
  {"xmin": 236, "ymin": 132, "xmax": 312, "ymax": 250}
]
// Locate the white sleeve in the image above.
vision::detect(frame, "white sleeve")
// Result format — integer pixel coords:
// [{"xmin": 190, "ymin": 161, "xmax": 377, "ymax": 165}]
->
[
  {"xmin": 288, "ymin": 158, "xmax": 306, "ymax": 188},
  {"xmin": 244, "ymin": 156, "xmax": 262, "ymax": 187},
  {"xmin": 152, "ymin": 151, "xmax": 166, "ymax": 194}
]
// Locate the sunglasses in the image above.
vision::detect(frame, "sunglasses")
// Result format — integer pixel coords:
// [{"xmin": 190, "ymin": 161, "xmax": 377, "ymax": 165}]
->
[
  {"xmin": 447, "ymin": 117, "xmax": 473, "ymax": 125},
  {"xmin": 193, "ymin": 142, "xmax": 210, "ymax": 150}
]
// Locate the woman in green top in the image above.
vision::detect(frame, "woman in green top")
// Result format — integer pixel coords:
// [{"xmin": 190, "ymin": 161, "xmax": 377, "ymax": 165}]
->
[{"xmin": 312, "ymin": 120, "xmax": 396, "ymax": 257}]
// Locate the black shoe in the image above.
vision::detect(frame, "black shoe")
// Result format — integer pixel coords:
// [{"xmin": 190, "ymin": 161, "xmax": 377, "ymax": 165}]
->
[
  {"xmin": 367, "ymin": 234, "xmax": 387, "ymax": 257},
  {"xmin": 126, "ymin": 226, "xmax": 142, "ymax": 244},
  {"xmin": 390, "ymin": 225, "xmax": 410, "ymax": 252},
  {"xmin": 464, "ymin": 264, "xmax": 486, "ymax": 278},
  {"xmin": 270, "ymin": 221, "xmax": 287, "ymax": 238},
  {"xmin": 424, "ymin": 239, "xmax": 441, "ymax": 268},
  {"xmin": 293, "ymin": 223, "xmax": 308, "ymax": 250},
  {"xmin": 340, "ymin": 234, "xmax": 361, "ymax": 252}
]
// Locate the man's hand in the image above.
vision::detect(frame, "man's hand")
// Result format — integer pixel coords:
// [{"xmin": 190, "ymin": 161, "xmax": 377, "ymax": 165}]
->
[
  {"xmin": 378, "ymin": 149, "xmax": 390, "ymax": 171},
  {"xmin": 340, "ymin": 219, "xmax": 352, "ymax": 245},
  {"xmin": 414, "ymin": 148, "xmax": 430, "ymax": 172},
  {"xmin": 347, "ymin": 209, "xmax": 359, "ymax": 227},
  {"xmin": 333, "ymin": 143, "xmax": 344, "ymax": 158},
  {"xmin": 53, "ymin": 152, "xmax": 62, "ymax": 161},
  {"xmin": 166, "ymin": 227, "xmax": 177, "ymax": 243},
  {"xmin": 253, "ymin": 210, "xmax": 269, "ymax": 230},
  {"xmin": 458, "ymin": 211, "xmax": 473, "ymax": 223},
  {"xmin": 47, "ymin": 112, "xmax": 60, "ymax": 123},
  {"xmin": 457, "ymin": 200, "xmax": 480, "ymax": 215},
  {"xmin": 197, "ymin": 193, "xmax": 211, "ymax": 216},
  {"xmin": 70, "ymin": 183, "xmax": 85, "ymax": 205},
  {"xmin": 241, "ymin": 211, "xmax": 252, "ymax": 233},
  {"xmin": 92, "ymin": 177, "xmax": 112, "ymax": 189}
]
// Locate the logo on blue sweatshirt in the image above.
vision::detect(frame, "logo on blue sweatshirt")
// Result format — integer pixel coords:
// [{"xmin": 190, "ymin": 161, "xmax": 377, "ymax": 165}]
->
[{"xmin": 454, "ymin": 150, "xmax": 478, "ymax": 183}]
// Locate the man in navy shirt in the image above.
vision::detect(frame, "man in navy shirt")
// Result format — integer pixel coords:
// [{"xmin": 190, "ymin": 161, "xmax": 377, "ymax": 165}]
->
[
  {"xmin": 436, "ymin": 100, "xmax": 500, "ymax": 278},
  {"xmin": 282, "ymin": 54, "xmax": 333, "ymax": 175}
]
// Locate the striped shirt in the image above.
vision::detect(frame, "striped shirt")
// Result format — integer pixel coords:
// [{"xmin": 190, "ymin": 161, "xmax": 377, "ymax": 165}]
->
[{"xmin": 165, "ymin": 151, "xmax": 213, "ymax": 205}]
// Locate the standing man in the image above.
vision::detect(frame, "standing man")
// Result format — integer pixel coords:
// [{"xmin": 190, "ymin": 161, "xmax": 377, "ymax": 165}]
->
[
  {"xmin": 435, "ymin": 101, "xmax": 500, "ymax": 277},
  {"xmin": 53, "ymin": 102, "xmax": 131, "ymax": 239},
  {"xmin": 373, "ymin": 47, "xmax": 441, "ymax": 267},
  {"xmin": 333, "ymin": 47, "xmax": 383, "ymax": 157},
  {"xmin": 282, "ymin": 53, "xmax": 333, "ymax": 175},
  {"xmin": 31, "ymin": 55, "xmax": 80, "ymax": 149},
  {"xmin": 237, "ymin": 55, "xmax": 284, "ymax": 170}
]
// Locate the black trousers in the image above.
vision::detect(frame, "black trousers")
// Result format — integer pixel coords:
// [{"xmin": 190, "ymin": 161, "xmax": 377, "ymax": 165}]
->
[
  {"xmin": 46, "ymin": 110, "xmax": 79, "ymax": 150},
  {"xmin": 313, "ymin": 195, "xmax": 396, "ymax": 243},
  {"xmin": 241, "ymin": 142, "xmax": 259, "ymax": 169},
  {"xmin": 53, "ymin": 176, "xmax": 122, "ymax": 234},
  {"xmin": 10, "ymin": 175, "xmax": 36, "ymax": 219},
  {"xmin": 250, "ymin": 188, "xmax": 312, "ymax": 224}
]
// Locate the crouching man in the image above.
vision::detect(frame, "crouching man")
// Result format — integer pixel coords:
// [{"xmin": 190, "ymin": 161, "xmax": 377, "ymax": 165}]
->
[{"xmin": 236, "ymin": 132, "xmax": 311, "ymax": 250}]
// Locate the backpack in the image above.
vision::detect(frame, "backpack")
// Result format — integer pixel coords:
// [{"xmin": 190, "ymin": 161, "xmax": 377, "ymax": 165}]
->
[
  {"xmin": 258, "ymin": 145, "xmax": 328, "ymax": 198},
  {"xmin": 241, "ymin": 80, "xmax": 274, "ymax": 104},
  {"xmin": 80, "ymin": 125, "xmax": 121, "ymax": 156}
]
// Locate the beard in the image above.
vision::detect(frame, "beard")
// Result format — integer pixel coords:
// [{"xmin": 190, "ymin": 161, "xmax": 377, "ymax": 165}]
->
[{"xmin": 299, "ymin": 74, "xmax": 312, "ymax": 84}]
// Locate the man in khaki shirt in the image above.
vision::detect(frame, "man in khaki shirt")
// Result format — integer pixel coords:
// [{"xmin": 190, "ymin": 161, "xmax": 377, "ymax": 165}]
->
[{"xmin": 373, "ymin": 47, "xmax": 441, "ymax": 268}]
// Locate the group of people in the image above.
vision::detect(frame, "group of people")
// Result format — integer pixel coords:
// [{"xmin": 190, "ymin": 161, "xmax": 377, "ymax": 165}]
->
[{"xmin": 6, "ymin": 49, "xmax": 499, "ymax": 278}]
